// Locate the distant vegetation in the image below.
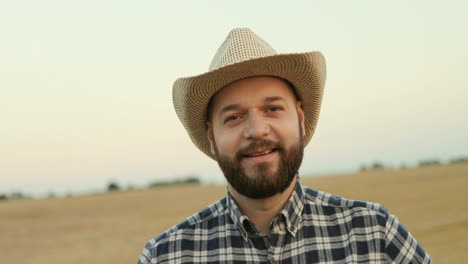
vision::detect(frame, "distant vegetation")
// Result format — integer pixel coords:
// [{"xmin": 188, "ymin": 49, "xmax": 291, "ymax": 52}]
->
[
  {"xmin": 360, "ymin": 161, "xmax": 386, "ymax": 171},
  {"xmin": 418, "ymin": 159, "xmax": 441, "ymax": 167},
  {"xmin": 148, "ymin": 176, "xmax": 201, "ymax": 188},
  {"xmin": 107, "ymin": 182, "xmax": 121, "ymax": 192},
  {"xmin": 104, "ymin": 176, "xmax": 202, "ymax": 192},
  {"xmin": 449, "ymin": 157, "xmax": 468, "ymax": 164},
  {"xmin": 359, "ymin": 155, "xmax": 468, "ymax": 172},
  {"xmin": 0, "ymin": 191, "xmax": 30, "ymax": 202},
  {"xmin": 2, "ymin": 156, "xmax": 468, "ymax": 201}
]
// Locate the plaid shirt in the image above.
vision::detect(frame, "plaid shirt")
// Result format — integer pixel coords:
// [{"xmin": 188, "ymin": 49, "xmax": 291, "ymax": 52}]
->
[{"xmin": 138, "ymin": 181, "xmax": 431, "ymax": 263}]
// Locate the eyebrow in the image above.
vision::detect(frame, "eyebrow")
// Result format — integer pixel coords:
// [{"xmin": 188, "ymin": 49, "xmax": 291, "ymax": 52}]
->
[
  {"xmin": 264, "ymin": 96, "xmax": 286, "ymax": 103},
  {"xmin": 218, "ymin": 96, "xmax": 287, "ymax": 116},
  {"xmin": 219, "ymin": 104, "xmax": 242, "ymax": 116}
]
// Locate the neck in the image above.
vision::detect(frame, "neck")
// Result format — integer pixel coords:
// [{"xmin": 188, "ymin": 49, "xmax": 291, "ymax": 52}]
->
[{"xmin": 228, "ymin": 176, "xmax": 297, "ymax": 236}]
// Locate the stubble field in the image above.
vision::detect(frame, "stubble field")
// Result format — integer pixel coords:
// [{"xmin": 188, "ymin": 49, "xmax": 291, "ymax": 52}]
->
[{"xmin": 1, "ymin": 163, "xmax": 467, "ymax": 264}]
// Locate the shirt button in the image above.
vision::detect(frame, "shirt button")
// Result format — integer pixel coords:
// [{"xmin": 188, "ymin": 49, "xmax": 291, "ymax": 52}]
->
[
  {"xmin": 269, "ymin": 257, "xmax": 276, "ymax": 264},
  {"xmin": 291, "ymin": 225, "xmax": 296, "ymax": 232}
]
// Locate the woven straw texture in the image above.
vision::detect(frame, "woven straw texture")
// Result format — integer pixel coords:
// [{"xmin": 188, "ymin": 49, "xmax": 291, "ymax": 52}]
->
[{"xmin": 173, "ymin": 28, "xmax": 326, "ymax": 159}]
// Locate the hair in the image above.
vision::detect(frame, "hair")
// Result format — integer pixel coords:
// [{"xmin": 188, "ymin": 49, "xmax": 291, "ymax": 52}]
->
[{"xmin": 204, "ymin": 76, "xmax": 301, "ymax": 121}]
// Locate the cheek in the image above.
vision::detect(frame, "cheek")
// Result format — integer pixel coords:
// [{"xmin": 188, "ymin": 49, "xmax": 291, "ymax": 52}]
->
[
  {"xmin": 273, "ymin": 117, "xmax": 301, "ymax": 144},
  {"xmin": 213, "ymin": 128, "xmax": 242, "ymax": 155}
]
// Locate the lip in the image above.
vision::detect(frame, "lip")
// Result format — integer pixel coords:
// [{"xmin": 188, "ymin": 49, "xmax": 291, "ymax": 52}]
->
[{"xmin": 242, "ymin": 149, "xmax": 278, "ymax": 165}]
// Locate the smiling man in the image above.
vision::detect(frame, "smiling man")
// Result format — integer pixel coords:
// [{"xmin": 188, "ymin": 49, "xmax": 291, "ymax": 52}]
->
[{"xmin": 138, "ymin": 28, "xmax": 431, "ymax": 264}]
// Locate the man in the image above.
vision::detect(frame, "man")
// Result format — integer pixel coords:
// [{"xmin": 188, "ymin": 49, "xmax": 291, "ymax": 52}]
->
[{"xmin": 139, "ymin": 28, "xmax": 431, "ymax": 263}]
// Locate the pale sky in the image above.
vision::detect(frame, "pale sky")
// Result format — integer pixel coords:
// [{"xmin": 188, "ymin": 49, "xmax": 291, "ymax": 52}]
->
[{"xmin": 1, "ymin": 0, "xmax": 467, "ymax": 197}]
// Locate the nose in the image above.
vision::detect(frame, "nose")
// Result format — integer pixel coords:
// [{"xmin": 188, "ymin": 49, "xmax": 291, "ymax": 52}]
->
[{"xmin": 243, "ymin": 111, "xmax": 270, "ymax": 139}]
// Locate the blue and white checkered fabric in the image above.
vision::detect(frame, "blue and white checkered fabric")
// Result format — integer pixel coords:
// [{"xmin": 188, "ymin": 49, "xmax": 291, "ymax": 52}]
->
[{"xmin": 138, "ymin": 181, "xmax": 431, "ymax": 263}]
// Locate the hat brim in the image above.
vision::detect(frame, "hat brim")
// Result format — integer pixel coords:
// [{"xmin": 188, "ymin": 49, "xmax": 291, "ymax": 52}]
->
[{"xmin": 173, "ymin": 52, "xmax": 326, "ymax": 160}]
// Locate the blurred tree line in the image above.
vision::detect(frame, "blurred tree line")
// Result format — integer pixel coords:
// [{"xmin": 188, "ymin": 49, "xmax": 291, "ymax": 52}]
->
[
  {"xmin": 0, "ymin": 191, "xmax": 31, "ymax": 202},
  {"xmin": 2, "ymin": 156, "xmax": 467, "ymax": 201},
  {"xmin": 359, "ymin": 156, "xmax": 468, "ymax": 172},
  {"xmin": 106, "ymin": 175, "xmax": 201, "ymax": 192}
]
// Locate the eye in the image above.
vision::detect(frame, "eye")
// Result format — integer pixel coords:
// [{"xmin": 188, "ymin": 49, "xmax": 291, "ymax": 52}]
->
[
  {"xmin": 224, "ymin": 115, "xmax": 240, "ymax": 123},
  {"xmin": 267, "ymin": 106, "xmax": 282, "ymax": 112}
]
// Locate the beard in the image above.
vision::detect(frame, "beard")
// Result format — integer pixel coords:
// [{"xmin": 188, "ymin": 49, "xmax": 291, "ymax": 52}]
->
[{"xmin": 213, "ymin": 124, "xmax": 304, "ymax": 199}]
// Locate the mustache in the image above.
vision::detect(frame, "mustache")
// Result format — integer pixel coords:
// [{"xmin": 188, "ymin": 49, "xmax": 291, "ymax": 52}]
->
[{"xmin": 235, "ymin": 139, "xmax": 282, "ymax": 160}]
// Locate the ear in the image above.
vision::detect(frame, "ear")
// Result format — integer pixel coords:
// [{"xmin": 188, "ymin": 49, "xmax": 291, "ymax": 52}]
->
[
  {"xmin": 296, "ymin": 101, "xmax": 306, "ymax": 137},
  {"xmin": 206, "ymin": 120, "xmax": 216, "ymax": 156}
]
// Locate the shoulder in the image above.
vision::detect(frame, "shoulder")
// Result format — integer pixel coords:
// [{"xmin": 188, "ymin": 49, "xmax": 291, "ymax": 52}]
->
[
  {"xmin": 298, "ymin": 185, "xmax": 391, "ymax": 251},
  {"xmin": 301, "ymin": 185, "xmax": 390, "ymax": 224},
  {"xmin": 299, "ymin": 185, "xmax": 432, "ymax": 262},
  {"xmin": 138, "ymin": 196, "xmax": 229, "ymax": 263},
  {"xmin": 146, "ymin": 196, "xmax": 229, "ymax": 244}
]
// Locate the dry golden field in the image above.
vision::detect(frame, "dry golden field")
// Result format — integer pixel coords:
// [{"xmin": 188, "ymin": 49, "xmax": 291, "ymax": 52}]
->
[{"xmin": 1, "ymin": 163, "xmax": 467, "ymax": 264}]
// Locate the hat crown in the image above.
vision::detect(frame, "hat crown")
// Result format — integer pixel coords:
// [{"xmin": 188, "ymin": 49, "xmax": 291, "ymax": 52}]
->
[{"xmin": 209, "ymin": 28, "xmax": 277, "ymax": 71}]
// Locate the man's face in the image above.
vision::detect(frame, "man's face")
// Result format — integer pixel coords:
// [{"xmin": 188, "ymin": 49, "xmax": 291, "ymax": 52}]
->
[{"xmin": 207, "ymin": 77, "xmax": 306, "ymax": 199}]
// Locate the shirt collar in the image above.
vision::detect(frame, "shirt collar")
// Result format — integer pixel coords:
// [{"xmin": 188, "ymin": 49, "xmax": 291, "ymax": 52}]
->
[
  {"xmin": 226, "ymin": 180, "xmax": 305, "ymax": 239},
  {"xmin": 226, "ymin": 190, "xmax": 251, "ymax": 240},
  {"xmin": 279, "ymin": 180, "xmax": 305, "ymax": 237}
]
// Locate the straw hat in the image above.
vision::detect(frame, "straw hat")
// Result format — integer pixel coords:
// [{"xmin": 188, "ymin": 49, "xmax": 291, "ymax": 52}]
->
[{"xmin": 172, "ymin": 28, "xmax": 326, "ymax": 159}]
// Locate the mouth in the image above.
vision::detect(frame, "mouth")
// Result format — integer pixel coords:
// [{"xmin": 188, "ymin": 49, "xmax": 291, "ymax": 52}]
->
[
  {"xmin": 241, "ymin": 148, "xmax": 279, "ymax": 164},
  {"xmin": 243, "ymin": 148, "xmax": 278, "ymax": 158}
]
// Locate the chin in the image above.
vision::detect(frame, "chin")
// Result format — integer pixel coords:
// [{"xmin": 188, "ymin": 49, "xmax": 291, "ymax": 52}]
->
[{"xmin": 245, "ymin": 163, "xmax": 279, "ymax": 177}]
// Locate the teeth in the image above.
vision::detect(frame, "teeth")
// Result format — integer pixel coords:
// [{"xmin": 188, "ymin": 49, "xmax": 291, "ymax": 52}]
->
[{"xmin": 247, "ymin": 149, "xmax": 273, "ymax": 157}]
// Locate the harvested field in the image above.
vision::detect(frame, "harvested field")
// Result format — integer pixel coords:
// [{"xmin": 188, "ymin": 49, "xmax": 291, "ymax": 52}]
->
[{"xmin": 1, "ymin": 163, "xmax": 467, "ymax": 263}]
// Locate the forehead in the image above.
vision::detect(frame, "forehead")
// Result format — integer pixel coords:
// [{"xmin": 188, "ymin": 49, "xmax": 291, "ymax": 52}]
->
[{"xmin": 209, "ymin": 76, "xmax": 297, "ymax": 112}]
